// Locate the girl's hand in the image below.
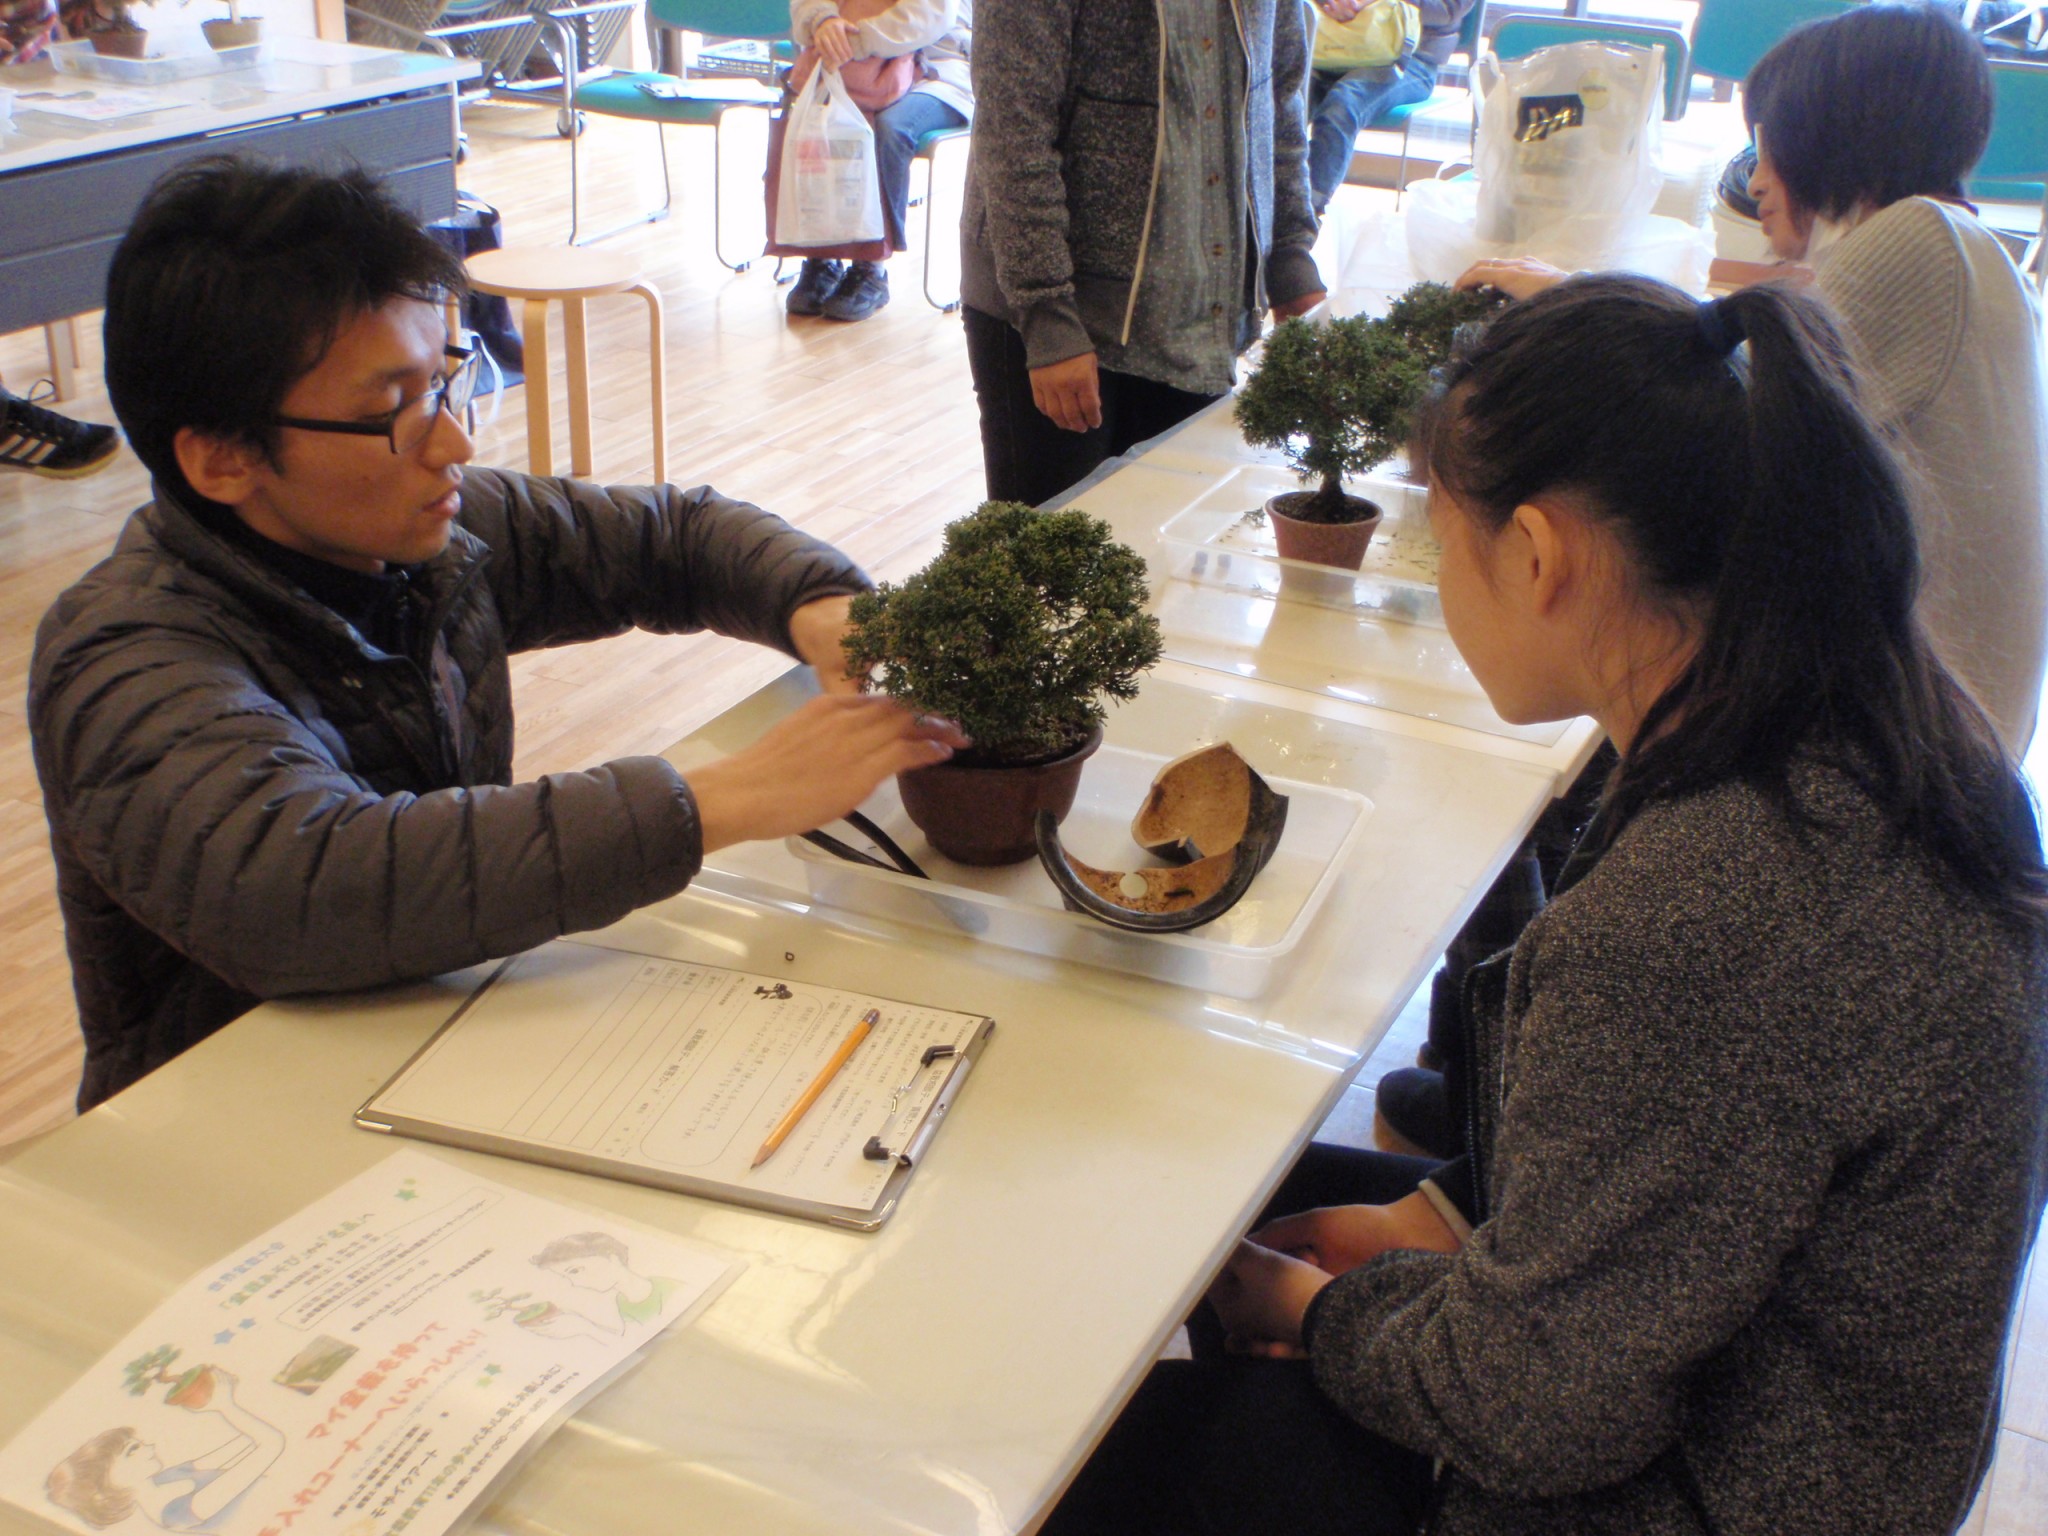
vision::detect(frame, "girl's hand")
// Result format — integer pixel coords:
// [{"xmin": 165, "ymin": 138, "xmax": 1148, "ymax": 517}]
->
[
  {"xmin": 1252, "ymin": 1190, "xmax": 1461, "ymax": 1277},
  {"xmin": 1206, "ymin": 1240, "xmax": 1333, "ymax": 1356},
  {"xmin": 814, "ymin": 16, "xmax": 860, "ymax": 69},
  {"xmin": 1454, "ymin": 258, "xmax": 1570, "ymax": 301}
]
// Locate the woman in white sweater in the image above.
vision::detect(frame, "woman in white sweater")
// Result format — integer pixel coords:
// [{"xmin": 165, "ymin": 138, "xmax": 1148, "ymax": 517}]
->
[{"xmin": 1462, "ymin": 2, "xmax": 2047, "ymax": 754}]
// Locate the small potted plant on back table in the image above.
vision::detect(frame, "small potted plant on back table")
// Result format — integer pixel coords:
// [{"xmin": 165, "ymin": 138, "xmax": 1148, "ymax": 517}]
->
[
  {"xmin": 842, "ymin": 500, "xmax": 1163, "ymax": 866},
  {"xmin": 1233, "ymin": 313, "xmax": 1427, "ymax": 571}
]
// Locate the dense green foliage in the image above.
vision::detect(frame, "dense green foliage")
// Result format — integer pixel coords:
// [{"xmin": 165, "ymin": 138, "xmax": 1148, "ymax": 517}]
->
[
  {"xmin": 1234, "ymin": 314, "xmax": 1428, "ymax": 519},
  {"xmin": 1381, "ymin": 281, "xmax": 1510, "ymax": 366},
  {"xmin": 842, "ymin": 501, "xmax": 1164, "ymax": 762},
  {"xmin": 1234, "ymin": 281, "xmax": 1510, "ymax": 521}
]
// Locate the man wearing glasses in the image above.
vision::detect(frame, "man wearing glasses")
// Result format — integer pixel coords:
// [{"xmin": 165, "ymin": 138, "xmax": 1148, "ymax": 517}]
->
[{"xmin": 29, "ymin": 157, "xmax": 963, "ymax": 1112}]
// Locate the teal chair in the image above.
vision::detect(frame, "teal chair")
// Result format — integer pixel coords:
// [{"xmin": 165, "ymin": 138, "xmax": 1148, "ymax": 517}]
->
[
  {"xmin": 563, "ymin": 0, "xmax": 790, "ymax": 259},
  {"xmin": 1970, "ymin": 59, "xmax": 2048, "ymax": 288},
  {"xmin": 1367, "ymin": 0, "xmax": 1489, "ymax": 201},
  {"xmin": 1488, "ymin": 17, "xmax": 1693, "ymax": 123},
  {"xmin": 910, "ymin": 124, "xmax": 972, "ymax": 312},
  {"xmin": 1689, "ymin": 0, "xmax": 1856, "ymax": 85}
]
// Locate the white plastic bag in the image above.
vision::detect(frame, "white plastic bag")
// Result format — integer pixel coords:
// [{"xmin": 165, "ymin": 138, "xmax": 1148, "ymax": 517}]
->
[
  {"xmin": 1472, "ymin": 41, "xmax": 1663, "ymax": 248},
  {"xmin": 1405, "ymin": 174, "xmax": 1713, "ymax": 291},
  {"xmin": 775, "ymin": 65, "xmax": 884, "ymax": 247}
]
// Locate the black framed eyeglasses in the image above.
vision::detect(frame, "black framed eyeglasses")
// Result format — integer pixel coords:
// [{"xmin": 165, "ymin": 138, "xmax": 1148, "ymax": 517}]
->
[{"xmin": 271, "ymin": 339, "xmax": 483, "ymax": 455}]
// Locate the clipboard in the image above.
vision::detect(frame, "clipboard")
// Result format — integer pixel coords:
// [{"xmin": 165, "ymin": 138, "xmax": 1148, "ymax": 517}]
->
[{"xmin": 356, "ymin": 939, "xmax": 993, "ymax": 1231}]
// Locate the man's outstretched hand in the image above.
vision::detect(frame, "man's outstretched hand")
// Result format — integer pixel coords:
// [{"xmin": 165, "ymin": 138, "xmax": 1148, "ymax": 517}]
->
[{"xmin": 690, "ymin": 696, "xmax": 968, "ymax": 853}]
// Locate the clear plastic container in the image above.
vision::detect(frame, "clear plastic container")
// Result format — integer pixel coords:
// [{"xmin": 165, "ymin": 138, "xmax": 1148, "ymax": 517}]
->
[
  {"xmin": 48, "ymin": 38, "xmax": 264, "ymax": 84},
  {"xmin": 1157, "ymin": 464, "xmax": 1444, "ymax": 629},
  {"xmin": 789, "ymin": 744, "xmax": 1374, "ymax": 999}
]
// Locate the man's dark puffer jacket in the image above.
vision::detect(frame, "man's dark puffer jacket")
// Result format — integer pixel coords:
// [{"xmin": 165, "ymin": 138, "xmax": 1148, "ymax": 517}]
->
[{"xmin": 29, "ymin": 467, "xmax": 866, "ymax": 1111}]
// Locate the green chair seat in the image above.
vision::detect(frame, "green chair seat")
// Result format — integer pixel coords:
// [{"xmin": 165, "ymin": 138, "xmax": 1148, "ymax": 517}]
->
[
  {"xmin": 913, "ymin": 123, "xmax": 971, "ymax": 158},
  {"xmin": 572, "ymin": 72, "xmax": 762, "ymax": 125}
]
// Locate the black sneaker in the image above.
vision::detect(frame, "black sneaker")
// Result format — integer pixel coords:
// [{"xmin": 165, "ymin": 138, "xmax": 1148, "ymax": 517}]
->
[
  {"xmin": 0, "ymin": 389, "xmax": 120, "ymax": 480},
  {"xmin": 786, "ymin": 259, "xmax": 845, "ymax": 317},
  {"xmin": 821, "ymin": 261, "xmax": 890, "ymax": 323}
]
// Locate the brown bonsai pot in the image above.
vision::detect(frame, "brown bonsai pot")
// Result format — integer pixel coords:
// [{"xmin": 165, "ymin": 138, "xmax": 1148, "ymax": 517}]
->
[
  {"xmin": 1265, "ymin": 490, "xmax": 1382, "ymax": 572},
  {"xmin": 90, "ymin": 28, "xmax": 150, "ymax": 57},
  {"xmin": 202, "ymin": 17, "xmax": 264, "ymax": 47},
  {"xmin": 897, "ymin": 728, "xmax": 1103, "ymax": 866},
  {"xmin": 164, "ymin": 1365, "xmax": 217, "ymax": 1409}
]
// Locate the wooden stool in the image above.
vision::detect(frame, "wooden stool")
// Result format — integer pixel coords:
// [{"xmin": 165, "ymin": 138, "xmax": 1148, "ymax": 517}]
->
[{"xmin": 465, "ymin": 247, "xmax": 668, "ymax": 485}]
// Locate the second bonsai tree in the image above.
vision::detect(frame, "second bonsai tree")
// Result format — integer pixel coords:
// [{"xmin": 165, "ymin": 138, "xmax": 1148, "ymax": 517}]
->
[
  {"xmin": 1232, "ymin": 281, "xmax": 1511, "ymax": 570},
  {"xmin": 1233, "ymin": 312, "xmax": 1428, "ymax": 567},
  {"xmin": 842, "ymin": 500, "xmax": 1163, "ymax": 865}
]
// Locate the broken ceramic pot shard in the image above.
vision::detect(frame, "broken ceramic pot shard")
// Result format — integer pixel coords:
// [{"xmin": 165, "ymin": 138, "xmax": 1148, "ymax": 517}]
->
[
  {"xmin": 1035, "ymin": 743, "xmax": 1289, "ymax": 933},
  {"xmin": 1131, "ymin": 743, "xmax": 1265, "ymax": 861}
]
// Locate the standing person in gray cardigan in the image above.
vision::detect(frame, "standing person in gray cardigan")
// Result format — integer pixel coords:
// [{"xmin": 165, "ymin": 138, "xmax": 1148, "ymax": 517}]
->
[
  {"xmin": 1045, "ymin": 279, "xmax": 2048, "ymax": 1536},
  {"xmin": 29, "ymin": 159, "xmax": 965, "ymax": 1113},
  {"xmin": 959, "ymin": 0, "xmax": 1327, "ymax": 508}
]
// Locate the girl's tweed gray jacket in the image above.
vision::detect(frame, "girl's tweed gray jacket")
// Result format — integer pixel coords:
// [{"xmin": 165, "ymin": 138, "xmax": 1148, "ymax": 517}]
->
[
  {"xmin": 1304, "ymin": 760, "xmax": 2048, "ymax": 1535},
  {"xmin": 29, "ymin": 469, "xmax": 867, "ymax": 1112},
  {"xmin": 959, "ymin": 0, "xmax": 1323, "ymax": 395}
]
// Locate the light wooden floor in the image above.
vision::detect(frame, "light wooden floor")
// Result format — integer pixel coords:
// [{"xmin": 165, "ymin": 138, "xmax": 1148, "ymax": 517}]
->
[{"xmin": 0, "ymin": 96, "xmax": 2043, "ymax": 1533}]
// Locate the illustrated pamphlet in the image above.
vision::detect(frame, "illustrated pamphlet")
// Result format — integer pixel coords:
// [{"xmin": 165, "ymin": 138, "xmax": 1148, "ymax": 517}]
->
[{"xmin": 0, "ymin": 1151, "xmax": 740, "ymax": 1536}]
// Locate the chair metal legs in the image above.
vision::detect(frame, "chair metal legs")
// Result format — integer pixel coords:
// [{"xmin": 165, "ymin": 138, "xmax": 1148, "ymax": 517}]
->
[{"xmin": 919, "ymin": 138, "xmax": 961, "ymax": 314}]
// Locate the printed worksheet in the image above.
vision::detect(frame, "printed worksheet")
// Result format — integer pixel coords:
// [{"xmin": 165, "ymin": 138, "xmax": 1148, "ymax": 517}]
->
[
  {"xmin": 13, "ymin": 88, "xmax": 163, "ymax": 120},
  {"xmin": 361, "ymin": 941, "xmax": 992, "ymax": 1218},
  {"xmin": 0, "ymin": 1151, "xmax": 739, "ymax": 1536}
]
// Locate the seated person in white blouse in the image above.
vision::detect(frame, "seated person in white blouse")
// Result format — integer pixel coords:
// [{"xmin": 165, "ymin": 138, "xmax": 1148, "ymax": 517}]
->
[
  {"xmin": 782, "ymin": 0, "xmax": 974, "ymax": 323},
  {"xmin": 1460, "ymin": 0, "xmax": 2048, "ymax": 755}
]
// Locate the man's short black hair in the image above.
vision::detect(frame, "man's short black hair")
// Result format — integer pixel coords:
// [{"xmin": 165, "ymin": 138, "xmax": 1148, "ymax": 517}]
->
[
  {"xmin": 1744, "ymin": 2, "xmax": 1993, "ymax": 223},
  {"xmin": 103, "ymin": 157, "xmax": 467, "ymax": 500}
]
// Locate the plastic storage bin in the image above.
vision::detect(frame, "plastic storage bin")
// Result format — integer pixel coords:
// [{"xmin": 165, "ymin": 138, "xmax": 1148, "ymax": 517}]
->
[{"xmin": 790, "ymin": 743, "xmax": 1373, "ymax": 999}]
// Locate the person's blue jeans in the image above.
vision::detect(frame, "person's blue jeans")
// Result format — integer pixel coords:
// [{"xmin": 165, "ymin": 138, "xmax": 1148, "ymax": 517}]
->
[
  {"xmin": 872, "ymin": 90, "xmax": 968, "ymax": 254},
  {"xmin": 1305, "ymin": 54, "xmax": 1439, "ymax": 213}
]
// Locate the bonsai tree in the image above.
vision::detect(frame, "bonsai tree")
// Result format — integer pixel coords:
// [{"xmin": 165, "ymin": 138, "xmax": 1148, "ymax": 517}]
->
[
  {"xmin": 842, "ymin": 501, "xmax": 1162, "ymax": 764},
  {"xmin": 1381, "ymin": 280, "xmax": 1510, "ymax": 368},
  {"xmin": 71, "ymin": 0, "xmax": 147, "ymax": 42},
  {"xmin": 1233, "ymin": 314, "xmax": 1428, "ymax": 524}
]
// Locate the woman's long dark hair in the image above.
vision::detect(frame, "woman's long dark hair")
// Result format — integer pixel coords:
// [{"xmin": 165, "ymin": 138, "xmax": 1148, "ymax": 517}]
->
[{"xmin": 1413, "ymin": 275, "xmax": 2046, "ymax": 923}]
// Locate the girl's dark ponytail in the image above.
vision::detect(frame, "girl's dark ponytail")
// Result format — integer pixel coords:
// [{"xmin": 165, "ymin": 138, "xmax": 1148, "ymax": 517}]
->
[{"xmin": 1415, "ymin": 275, "xmax": 2045, "ymax": 924}]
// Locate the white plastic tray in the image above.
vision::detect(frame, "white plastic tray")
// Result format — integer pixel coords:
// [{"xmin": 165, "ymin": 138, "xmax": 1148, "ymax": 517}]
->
[
  {"xmin": 1158, "ymin": 464, "xmax": 1444, "ymax": 628},
  {"xmin": 788, "ymin": 743, "xmax": 1373, "ymax": 999},
  {"xmin": 49, "ymin": 39, "xmax": 264, "ymax": 83}
]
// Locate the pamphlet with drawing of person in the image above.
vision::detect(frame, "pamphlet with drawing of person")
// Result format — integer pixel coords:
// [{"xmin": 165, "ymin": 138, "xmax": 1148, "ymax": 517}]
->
[{"xmin": 0, "ymin": 1153, "xmax": 741, "ymax": 1536}]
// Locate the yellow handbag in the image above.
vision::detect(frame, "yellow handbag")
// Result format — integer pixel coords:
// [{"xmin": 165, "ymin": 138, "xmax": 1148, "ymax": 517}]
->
[{"xmin": 1311, "ymin": 0, "xmax": 1423, "ymax": 71}]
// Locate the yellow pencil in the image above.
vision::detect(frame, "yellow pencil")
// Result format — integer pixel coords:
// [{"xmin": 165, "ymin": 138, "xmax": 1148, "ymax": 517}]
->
[{"xmin": 752, "ymin": 1008, "xmax": 879, "ymax": 1169}]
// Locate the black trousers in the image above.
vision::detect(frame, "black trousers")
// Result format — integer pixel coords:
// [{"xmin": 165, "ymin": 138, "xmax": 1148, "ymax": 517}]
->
[
  {"xmin": 1042, "ymin": 1145, "xmax": 1440, "ymax": 1536},
  {"xmin": 962, "ymin": 305, "xmax": 1222, "ymax": 508}
]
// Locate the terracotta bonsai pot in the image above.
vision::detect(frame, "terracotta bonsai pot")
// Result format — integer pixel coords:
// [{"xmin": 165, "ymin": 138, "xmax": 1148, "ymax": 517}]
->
[
  {"xmin": 897, "ymin": 728, "xmax": 1103, "ymax": 866},
  {"xmin": 89, "ymin": 29, "xmax": 150, "ymax": 57},
  {"xmin": 1265, "ymin": 491, "xmax": 1383, "ymax": 572},
  {"xmin": 164, "ymin": 1366, "xmax": 217, "ymax": 1409},
  {"xmin": 202, "ymin": 17, "xmax": 264, "ymax": 48}
]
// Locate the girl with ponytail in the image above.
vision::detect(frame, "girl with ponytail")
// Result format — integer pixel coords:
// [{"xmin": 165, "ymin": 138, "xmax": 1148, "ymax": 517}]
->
[{"xmin": 1042, "ymin": 278, "xmax": 2048, "ymax": 1536}]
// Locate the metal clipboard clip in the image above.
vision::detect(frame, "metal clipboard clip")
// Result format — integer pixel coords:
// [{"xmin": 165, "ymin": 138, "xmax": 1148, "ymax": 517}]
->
[{"xmin": 862, "ymin": 1044, "xmax": 959, "ymax": 1164}]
